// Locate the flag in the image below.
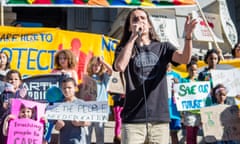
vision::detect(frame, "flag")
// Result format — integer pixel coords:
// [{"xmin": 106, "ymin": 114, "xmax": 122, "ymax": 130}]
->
[{"xmin": 6, "ymin": 0, "xmax": 196, "ymax": 6}]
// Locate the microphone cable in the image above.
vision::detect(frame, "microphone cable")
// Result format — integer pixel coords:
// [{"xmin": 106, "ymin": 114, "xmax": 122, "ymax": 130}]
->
[{"xmin": 135, "ymin": 44, "xmax": 149, "ymax": 139}]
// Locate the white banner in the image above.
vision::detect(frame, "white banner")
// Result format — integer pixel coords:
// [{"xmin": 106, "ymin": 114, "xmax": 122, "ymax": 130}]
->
[
  {"xmin": 46, "ymin": 99, "xmax": 109, "ymax": 122},
  {"xmin": 192, "ymin": 11, "xmax": 223, "ymax": 43},
  {"xmin": 151, "ymin": 16, "xmax": 180, "ymax": 48},
  {"xmin": 219, "ymin": 0, "xmax": 238, "ymax": 47},
  {"xmin": 174, "ymin": 81, "xmax": 211, "ymax": 111},
  {"xmin": 211, "ymin": 69, "xmax": 240, "ymax": 97}
]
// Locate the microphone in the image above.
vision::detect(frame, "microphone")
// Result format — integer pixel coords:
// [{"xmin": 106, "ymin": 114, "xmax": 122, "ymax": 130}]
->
[{"xmin": 137, "ymin": 28, "xmax": 142, "ymax": 37}]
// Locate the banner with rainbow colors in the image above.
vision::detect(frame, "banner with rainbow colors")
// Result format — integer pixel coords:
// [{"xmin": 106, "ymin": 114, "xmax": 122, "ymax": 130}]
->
[{"xmin": 5, "ymin": 0, "xmax": 196, "ymax": 6}]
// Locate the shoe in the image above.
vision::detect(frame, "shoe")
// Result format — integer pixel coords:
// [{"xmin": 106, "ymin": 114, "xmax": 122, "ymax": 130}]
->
[{"xmin": 113, "ymin": 136, "xmax": 121, "ymax": 144}]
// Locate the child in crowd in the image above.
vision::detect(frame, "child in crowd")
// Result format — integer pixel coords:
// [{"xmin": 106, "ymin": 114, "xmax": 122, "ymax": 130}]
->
[
  {"xmin": 182, "ymin": 56, "xmax": 205, "ymax": 144},
  {"xmin": 167, "ymin": 63, "xmax": 182, "ymax": 144},
  {"xmin": 2, "ymin": 102, "xmax": 49, "ymax": 144},
  {"xmin": 198, "ymin": 48, "xmax": 221, "ymax": 104},
  {"xmin": 47, "ymin": 49, "xmax": 79, "ymax": 143},
  {"xmin": 0, "ymin": 69, "xmax": 29, "ymax": 144},
  {"xmin": 52, "ymin": 49, "xmax": 78, "ymax": 84},
  {"xmin": 0, "ymin": 52, "xmax": 11, "ymax": 76},
  {"xmin": 86, "ymin": 56, "xmax": 112, "ymax": 144},
  {"xmin": 0, "ymin": 70, "xmax": 28, "ymax": 118},
  {"xmin": 211, "ymin": 84, "xmax": 237, "ymax": 144},
  {"xmin": 55, "ymin": 77, "xmax": 90, "ymax": 144}
]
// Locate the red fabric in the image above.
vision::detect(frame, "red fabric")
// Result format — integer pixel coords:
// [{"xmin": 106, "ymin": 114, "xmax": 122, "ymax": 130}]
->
[
  {"xmin": 33, "ymin": 0, "xmax": 52, "ymax": 4},
  {"xmin": 186, "ymin": 126, "xmax": 199, "ymax": 144}
]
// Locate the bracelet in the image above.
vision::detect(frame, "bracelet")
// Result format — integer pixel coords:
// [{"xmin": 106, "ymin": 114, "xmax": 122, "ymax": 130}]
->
[{"xmin": 185, "ymin": 36, "xmax": 192, "ymax": 40}]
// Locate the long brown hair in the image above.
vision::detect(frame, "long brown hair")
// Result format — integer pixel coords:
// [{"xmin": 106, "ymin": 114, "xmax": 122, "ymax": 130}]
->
[
  {"xmin": 86, "ymin": 56, "xmax": 105, "ymax": 77},
  {"xmin": 118, "ymin": 8, "xmax": 160, "ymax": 48},
  {"xmin": 54, "ymin": 49, "xmax": 77, "ymax": 70}
]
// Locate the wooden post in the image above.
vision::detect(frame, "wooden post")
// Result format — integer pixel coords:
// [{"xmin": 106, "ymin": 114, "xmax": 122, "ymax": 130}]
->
[{"xmin": 196, "ymin": 0, "xmax": 224, "ymax": 60}]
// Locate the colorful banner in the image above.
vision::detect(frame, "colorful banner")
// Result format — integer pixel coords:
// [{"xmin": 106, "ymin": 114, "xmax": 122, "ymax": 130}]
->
[
  {"xmin": 7, "ymin": 99, "xmax": 46, "ymax": 144},
  {"xmin": 172, "ymin": 59, "xmax": 240, "ymax": 78},
  {"xmin": 5, "ymin": 0, "xmax": 196, "ymax": 6},
  {"xmin": 174, "ymin": 81, "xmax": 211, "ymax": 111},
  {"xmin": 46, "ymin": 99, "xmax": 109, "ymax": 122},
  {"xmin": 0, "ymin": 26, "xmax": 118, "ymax": 82}
]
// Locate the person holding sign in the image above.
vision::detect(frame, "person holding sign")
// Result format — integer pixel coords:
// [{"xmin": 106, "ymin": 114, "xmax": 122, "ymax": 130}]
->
[
  {"xmin": 182, "ymin": 56, "xmax": 203, "ymax": 144},
  {"xmin": 52, "ymin": 49, "xmax": 78, "ymax": 84},
  {"xmin": 2, "ymin": 101, "xmax": 49, "ymax": 144},
  {"xmin": 85, "ymin": 56, "xmax": 112, "ymax": 144},
  {"xmin": 113, "ymin": 8, "xmax": 197, "ymax": 144},
  {"xmin": 55, "ymin": 77, "xmax": 90, "ymax": 144},
  {"xmin": 198, "ymin": 48, "xmax": 221, "ymax": 104},
  {"xmin": 209, "ymin": 84, "xmax": 238, "ymax": 144}
]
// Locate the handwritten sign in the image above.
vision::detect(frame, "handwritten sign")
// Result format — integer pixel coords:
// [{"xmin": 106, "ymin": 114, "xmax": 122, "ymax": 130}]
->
[
  {"xmin": 78, "ymin": 74, "xmax": 97, "ymax": 101},
  {"xmin": 7, "ymin": 119, "xmax": 44, "ymax": 144},
  {"xmin": 46, "ymin": 99, "xmax": 109, "ymax": 122},
  {"xmin": 174, "ymin": 81, "xmax": 211, "ymax": 111},
  {"xmin": 23, "ymin": 74, "xmax": 67, "ymax": 102},
  {"xmin": 200, "ymin": 104, "xmax": 240, "ymax": 142},
  {"xmin": 7, "ymin": 99, "xmax": 46, "ymax": 144},
  {"xmin": 211, "ymin": 69, "xmax": 240, "ymax": 97}
]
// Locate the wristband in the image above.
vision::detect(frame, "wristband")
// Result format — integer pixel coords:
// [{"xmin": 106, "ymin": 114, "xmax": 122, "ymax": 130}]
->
[{"xmin": 185, "ymin": 36, "xmax": 192, "ymax": 40}]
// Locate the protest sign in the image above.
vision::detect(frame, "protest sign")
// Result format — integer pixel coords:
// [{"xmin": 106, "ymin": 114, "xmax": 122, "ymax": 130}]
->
[
  {"xmin": 7, "ymin": 99, "xmax": 46, "ymax": 144},
  {"xmin": 46, "ymin": 99, "xmax": 109, "ymax": 122},
  {"xmin": 107, "ymin": 71, "xmax": 125, "ymax": 95},
  {"xmin": 200, "ymin": 104, "xmax": 240, "ymax": 142},
  {"xmin": 174, "ymin": 81, "xmax": 211, "ymax": 111},
  {"xmin": 78, "ymin": 74, "xmax": 97, "ymax": 101},
  {"xmin": 211, "ymin": 69, "xmax": 240, "ymax": 97},
  {"xmin": 22, "ymin": 74, "xmax": 67, "ymax": 102}
]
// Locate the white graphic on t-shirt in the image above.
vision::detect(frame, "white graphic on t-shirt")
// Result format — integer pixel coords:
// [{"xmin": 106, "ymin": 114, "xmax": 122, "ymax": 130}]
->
[{"xmin": 134, "ymin": 52, "xmax": 159, "ymax": 80}]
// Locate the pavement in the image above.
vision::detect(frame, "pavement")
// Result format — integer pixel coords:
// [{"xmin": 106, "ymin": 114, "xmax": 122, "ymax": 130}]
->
[
  {"xmin": 49, "ymin": 121, "xmax": 115, "ymax": 144},
  {"xmin": 49, "ymin": 121, "xmax": 206, "ymax": 144}
]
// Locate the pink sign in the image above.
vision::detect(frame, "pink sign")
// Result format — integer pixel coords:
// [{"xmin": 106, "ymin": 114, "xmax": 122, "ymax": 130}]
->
[
  {"xmin": 7, "ymin": 119, "xmax": 44, "ymax": 144},
  {"xmin": 7, "ymin": 99, "xmax": 46, "ymax": 144}
]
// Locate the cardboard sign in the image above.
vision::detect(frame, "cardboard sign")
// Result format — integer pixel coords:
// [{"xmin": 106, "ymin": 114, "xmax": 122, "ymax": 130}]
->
[
  {"xmin": 107, "ymin": 71, "xmax": 125, "ymax": 95},
  {"xmin": 46, "ymin": 99, "xmax": 109, "ymax": 122},
  {"xmin": 200, "ymin": 104, "xmax": 240, "ymax": 142},
  {"xmin": 174, "ymin": 81, "xmax": 211, "ymax": 111},
  {"xmin": 78, "ymin": 74, "xmax": 97, "ymax": 101},
  {"xmin": 7, "ymin": 99, "xmax": 46, "ymax": 144}
]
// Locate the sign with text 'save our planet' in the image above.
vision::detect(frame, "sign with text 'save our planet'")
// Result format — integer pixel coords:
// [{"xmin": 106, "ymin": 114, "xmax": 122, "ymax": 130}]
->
[
  {"xmin": 46, "ymin": 99, "xmax": 109, "ymax": 122},
  {"xmin": 174, "ymin": 81, "xmax": 211, "ymax": 111}
]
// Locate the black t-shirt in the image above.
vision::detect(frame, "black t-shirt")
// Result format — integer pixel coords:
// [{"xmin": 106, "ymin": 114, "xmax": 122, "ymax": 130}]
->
[{"xmin": 113, "ymin": 41, "xmax": 178, "ymax": 123}]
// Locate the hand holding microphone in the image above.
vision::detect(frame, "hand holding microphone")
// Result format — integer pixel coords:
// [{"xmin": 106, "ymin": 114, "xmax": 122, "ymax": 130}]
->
[
  {"xmin": 137, "ymin": 27, "xmax": 142, "ymax": 37},
  {"xmin": 132, "ymin": 23, "xmax": 143, "ymax": 38}
]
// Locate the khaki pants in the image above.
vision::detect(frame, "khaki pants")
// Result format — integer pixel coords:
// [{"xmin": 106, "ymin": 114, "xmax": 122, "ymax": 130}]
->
[{"xmin": 121, "ymin": 122, "xmax": 169, "ymax": 144}]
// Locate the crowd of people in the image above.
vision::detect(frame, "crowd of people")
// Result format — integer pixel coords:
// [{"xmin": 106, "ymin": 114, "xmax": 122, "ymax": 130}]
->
[{"xmin": 0, "ymin": 7, "xmax": 240, "ymax": 144}]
